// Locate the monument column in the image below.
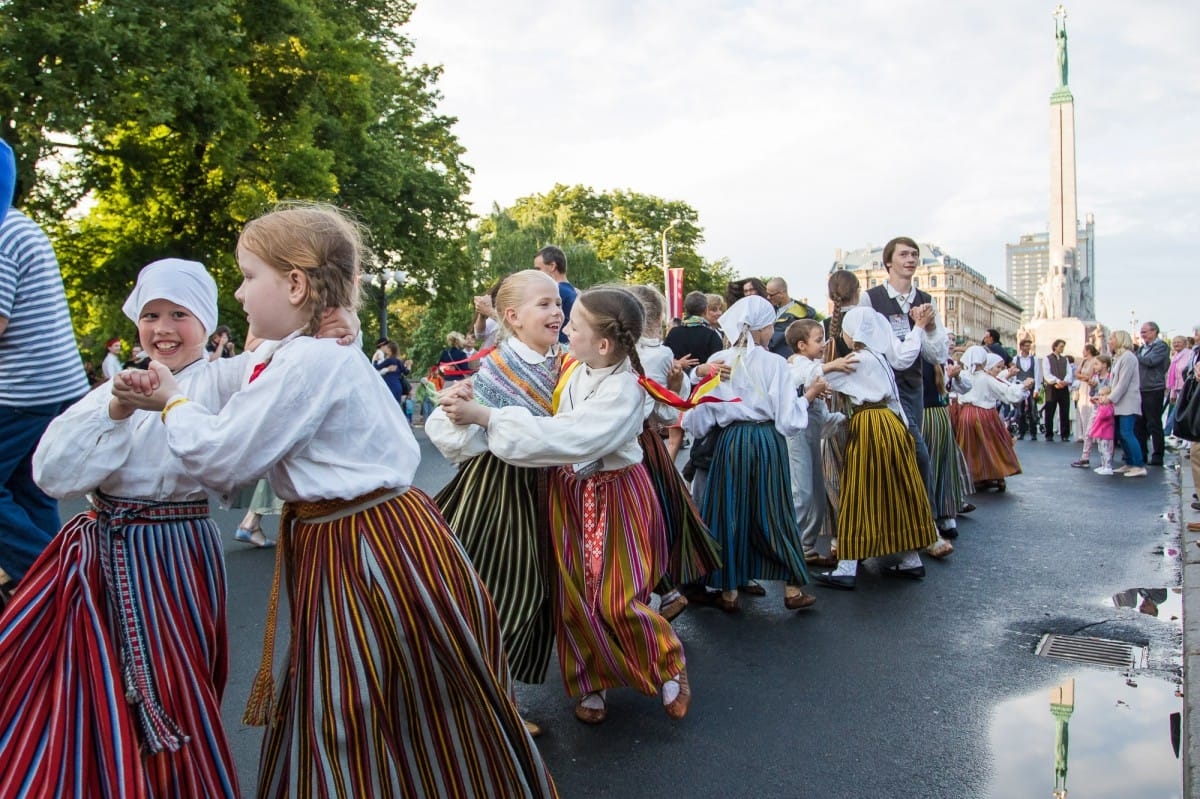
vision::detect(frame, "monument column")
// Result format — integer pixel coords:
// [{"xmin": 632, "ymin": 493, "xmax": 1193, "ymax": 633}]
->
[{"xmin": 1048, "ymin": 4, "xmax": 1077, "ymax": 310}]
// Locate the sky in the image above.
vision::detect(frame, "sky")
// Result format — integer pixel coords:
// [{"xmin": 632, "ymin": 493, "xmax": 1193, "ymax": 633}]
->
[{"xmin": 405, "ymin": 0, "xmax": 1200, "ymax": 337}]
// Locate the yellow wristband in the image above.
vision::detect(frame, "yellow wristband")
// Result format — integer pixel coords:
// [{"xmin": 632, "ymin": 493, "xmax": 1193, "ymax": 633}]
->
[{"xmin": 161, "ymin": 396, "xmax": 190, "ymax": 423}]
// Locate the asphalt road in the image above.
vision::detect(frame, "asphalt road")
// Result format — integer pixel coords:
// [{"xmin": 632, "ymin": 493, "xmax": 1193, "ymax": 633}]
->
[{"xmin": 63, "ymin": 431, "xmax": 1183, "ymax": 798}]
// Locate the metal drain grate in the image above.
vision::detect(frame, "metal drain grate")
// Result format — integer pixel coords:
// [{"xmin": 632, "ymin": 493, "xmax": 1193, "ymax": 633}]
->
[{"xmin": 1035, "ymin": 633, "xmax": 1142, "ymax": 668}]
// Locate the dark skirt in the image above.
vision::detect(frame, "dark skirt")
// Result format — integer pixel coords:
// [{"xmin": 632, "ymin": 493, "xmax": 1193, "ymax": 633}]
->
[
  {"xmin": 955, "ymin": 404, "xmax": 1022, "ymax": 482},
  {"xmin": 638, "ymin": 427, "xmax": 722, "ymax": 586},
  {"xmin": 921, "ymin": 405, "xmax": 973, "ymax": 518},
  {"xmin": 256, "ymin": 487, "xmax": 557, "ymax": 799},
  {"xmin": 0, "ymin": 494, "xmax": 237, "ymax": 798},
  {"xmin": 700, "ymin": 421, "xmax": 809, "ymax": 591},
  {"xmin": 838, "ymin": 407, "xmax": 938, "ymax": 560},
  {"xmin": 435, "ymin": 451, "xmax": 555, "ymax": 684}
]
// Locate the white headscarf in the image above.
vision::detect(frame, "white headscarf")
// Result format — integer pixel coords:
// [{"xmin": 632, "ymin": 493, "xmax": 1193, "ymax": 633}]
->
[
  {"xmin": 121, "ymin": 258, "xmax": 219, "ymax": 336},
  {"xmin": 984, "ymin": 353, "xmax": 1004, "ymax": 371},
  {"xmin": 840, "ymin": 307, "xmax": 894, "ymax": 354},
  {"xmin": 961, "ymin": 345, "xmax": 989, "ymax": 371},
  {"xmin": 719, "ymin": 296, "xmax": 776, "ymax": 346}
]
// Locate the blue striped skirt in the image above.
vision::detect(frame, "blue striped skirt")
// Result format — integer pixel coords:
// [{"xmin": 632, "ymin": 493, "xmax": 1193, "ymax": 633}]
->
[{"xmin": 700, "ymin": 421, "xmax": 809, "ymax": 591}]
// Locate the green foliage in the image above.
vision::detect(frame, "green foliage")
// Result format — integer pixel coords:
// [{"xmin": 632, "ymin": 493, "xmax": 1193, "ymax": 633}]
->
[
  {"xmin": 0, "ymin": 0, "xmax": 471, "ymax": 365},
  {"xmin": 473, "ymin": 185, "xmax": 734, "ymax": 300}
]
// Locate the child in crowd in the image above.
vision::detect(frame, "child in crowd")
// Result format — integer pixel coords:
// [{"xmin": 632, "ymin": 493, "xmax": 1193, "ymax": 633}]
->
[
  {"xmin": 955, "ymin": 347, "xmax": 1034, "ymax": 491},
  {"xmin": 1072, "ymin": 354, "xmax": 1111, "ymax": 469},
  {"xmin": 5, "ymin": 259, "xmax": 244, "ymax": 796},
  {"xmin": 628, "ymin": 284, "xmax": 721, "ymax": 622},
  {"xmin": 785, "ymin": 318, "xmax": 851, "ymax": 568},
  {"xmin": 427, "ymin": 269, "xmax": 563, "ymax": 735},
  {"xmin": 681, "ymin": 296, "xmax": 824, "ymax": 612},
  {"xmin": 114, "ymin": 205, "xmax": 556, "ymax": 798},
  {"xmin": 820, "ymin": 270, "xmax": 862, "ymax": 555},
  {"xmin": 441, "ymin": 287, "xmax": 690, "ymax": 726},
  {"xmin": 810, "ymin": 306, "xmax": 936, "ymax": 589},
  {"xmin": 1089, "ymin": 385, "xmax": 1117, "ymax": 475}
]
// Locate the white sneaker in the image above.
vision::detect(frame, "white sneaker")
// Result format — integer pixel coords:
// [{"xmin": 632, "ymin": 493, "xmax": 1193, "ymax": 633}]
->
[
  {"xmin": 1093, "ymin": 466, "xmax": 1114, "ymax": 475},
  {"xmin": 1124, "ymin": 467, "xmax": 1148, "ymax": 477}
]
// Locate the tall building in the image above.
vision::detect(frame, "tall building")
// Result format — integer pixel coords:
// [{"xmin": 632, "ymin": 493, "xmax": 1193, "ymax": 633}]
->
[
  {"xmin": 1006, "ymin": 214, "xmax": 1095, "ymax": 323},
  {"xmin": 830, "ymin": 243, "xmax": 1023, "ymax": 345}
]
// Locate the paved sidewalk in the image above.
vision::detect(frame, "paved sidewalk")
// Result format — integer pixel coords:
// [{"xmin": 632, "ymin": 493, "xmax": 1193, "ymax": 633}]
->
[{"xmin": 1180, "ymin": 444, "xmax": 1199, "ymax": 798}]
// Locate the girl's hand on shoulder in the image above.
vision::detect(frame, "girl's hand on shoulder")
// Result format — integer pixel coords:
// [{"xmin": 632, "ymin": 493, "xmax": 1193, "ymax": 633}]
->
[
  {"xmin": 827, "ymin": 355, "xmax": 858, "ymax": 374},
  {"xmin": 316, "ymin": 307, "xmax": 361, "ymax": 345}
]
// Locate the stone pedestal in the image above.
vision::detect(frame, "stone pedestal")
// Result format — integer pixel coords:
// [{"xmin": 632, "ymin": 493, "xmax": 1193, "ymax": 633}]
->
[{"xmin": 1023, "ymin": 317, "xmax": 1107, "ymax": 358}]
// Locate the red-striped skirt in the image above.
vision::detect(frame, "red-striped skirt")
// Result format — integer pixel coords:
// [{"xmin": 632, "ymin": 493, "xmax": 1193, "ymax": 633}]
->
[
  {"xmin": 954, "ymin": 404, "xmax": 1022, "ymax": 482},
  {"xmin": 550, "ymin": 464, "xmax": 685, "ymax": 697},
  {"xmin": 256, "ymin": 487, "xmax": 557, "ymax": 798},
  {"xmin": 0, "ymin": 494, "xmax": 236, "ymax": 798}
]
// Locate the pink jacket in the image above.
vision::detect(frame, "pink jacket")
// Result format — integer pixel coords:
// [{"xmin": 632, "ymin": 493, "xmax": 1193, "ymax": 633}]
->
[
  {"xmin": 1167, "ymin": 349, "xmax": 1192, "ymax": 397},
  {"xmin": 1088, "ymin": 402, "xmax": 1115, "ymax": 440}
]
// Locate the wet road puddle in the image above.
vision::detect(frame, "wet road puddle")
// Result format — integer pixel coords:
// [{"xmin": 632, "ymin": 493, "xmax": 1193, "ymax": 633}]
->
[
  {"xmin": 988, "ymin": 670, "xmax": 1181, "ymax": 797},
  {"xmin": 1110, "ymin": 587, "xmax": 1183, "ymax": 625}
]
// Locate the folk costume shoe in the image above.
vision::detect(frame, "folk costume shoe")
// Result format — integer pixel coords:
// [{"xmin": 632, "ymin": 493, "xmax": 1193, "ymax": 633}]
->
[
  {"xmin": 663, "ymin": 671, "xmax": 691, "ymax": 720},
  {"xmin": 575, "ymin": 692, "xmax": 607, "ymax": 724}
]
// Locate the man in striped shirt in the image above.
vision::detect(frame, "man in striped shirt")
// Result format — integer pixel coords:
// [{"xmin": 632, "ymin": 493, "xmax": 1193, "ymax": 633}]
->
[{"xmin": 0, "ymin": 172, "xmax": 90, "ymax": 599}]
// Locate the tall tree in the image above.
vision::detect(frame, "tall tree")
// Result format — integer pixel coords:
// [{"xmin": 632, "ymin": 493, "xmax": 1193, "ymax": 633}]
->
[{"xmin": 0, "ymin": 0, "xmax": 472, "ymax": 361}]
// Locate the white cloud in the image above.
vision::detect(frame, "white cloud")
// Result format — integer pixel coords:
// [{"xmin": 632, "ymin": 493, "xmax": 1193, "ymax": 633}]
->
[{"xmin": 407, "ymin": 0, "xmax": 1200, "ymax": 334}]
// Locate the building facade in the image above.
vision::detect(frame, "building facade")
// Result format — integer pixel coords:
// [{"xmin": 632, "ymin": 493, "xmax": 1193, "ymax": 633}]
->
[{"xmin": 830, "ymin": 243, "xmax": 1023, "ymax": 346}]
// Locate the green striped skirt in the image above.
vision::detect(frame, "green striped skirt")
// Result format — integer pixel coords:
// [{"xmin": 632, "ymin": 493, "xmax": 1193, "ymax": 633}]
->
[{"xmin": 921, "ymin": 405, "xmax": 973, "ymax": 519}]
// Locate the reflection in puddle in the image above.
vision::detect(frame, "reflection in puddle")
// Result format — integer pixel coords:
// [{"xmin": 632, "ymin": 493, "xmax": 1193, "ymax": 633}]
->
[
  {"xmin": 1111, "ymin": 587, "xmax": 1183, "ymax": 623},
  {"xmin": 988, "ymin": 670, "xmax": 1181, "ymax": 798}
]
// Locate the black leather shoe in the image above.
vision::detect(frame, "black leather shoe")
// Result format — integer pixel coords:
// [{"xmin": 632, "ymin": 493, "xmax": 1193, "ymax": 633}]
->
[
  {"xmin": 938, "ymin": 527, "xmax": 958, "ymax": 539},
  {"xmin": 883, "ymin": 565, "xmax": 925, "ymax": 580},
  {"xmin": 812, "ymin": 571, "xmax": 855, "ymax": 590},
  {"xmin": 959, "ymin": 502, "xmax": 976, "ymax": 514},
  {"xmin": 1016, "ymin": 435, "xmax": 1025, "ymax": 441}
]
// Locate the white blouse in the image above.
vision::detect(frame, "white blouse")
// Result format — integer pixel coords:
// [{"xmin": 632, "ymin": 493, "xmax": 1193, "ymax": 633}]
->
[
  {"xmin": 958, "ymin": 371, "xmax": 1029, "ymax": 409},
  {"xmin": 34, "ymin": 354, "xmax": 255, "ymax": 501},
  {"xmin": 162, "ymin": 334, "xmax": 418, "ymax": 503},
  {"xmin": 637, "ymin": 337, "xmax": 688, "ymax": 425},
  {"xmin": 486, "ymin": 357, "xmax": 645, "ymax": 472},
  {"xmin": 821, "ymin": 348, "xmax": 906, "ymax": 420},
  {"xmin": 681, "ymin": 344, "xmax": 810, "ymax": 439},
  {"xmin": 425, "ymin": 337, "xmax": 557, "ymax": 465}
]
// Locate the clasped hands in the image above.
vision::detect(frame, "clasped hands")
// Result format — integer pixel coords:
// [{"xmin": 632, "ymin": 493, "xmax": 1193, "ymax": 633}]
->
[
  {"xmin": 439, "ymin": 380, "xmax": 490, "ymax": 427},
  {"xmin": 907, "ymin": 304, "xmax": 935, "ymax": 331}
]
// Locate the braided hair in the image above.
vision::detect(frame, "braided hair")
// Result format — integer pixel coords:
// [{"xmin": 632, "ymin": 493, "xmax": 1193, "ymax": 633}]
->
[
  {"xmin": 825, "ymin": 270, "xmax": 860, "ymax": 363},
  {"xmin": 575, "ymin": 286, "xmax": 646, "ymax": 376}
]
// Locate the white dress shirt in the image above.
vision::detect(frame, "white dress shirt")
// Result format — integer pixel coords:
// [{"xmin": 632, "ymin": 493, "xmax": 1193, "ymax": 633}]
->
[
  {"xmin": 958, "ymin": 370, "xmax": 1029, "ymax": 409},
  {"xmin": 858, "ymin": 285, "xmax": 949, "ymax": 365},
  {"xmin": 682, "ymin": 344, "xmax": 810, "ymax": 439}
]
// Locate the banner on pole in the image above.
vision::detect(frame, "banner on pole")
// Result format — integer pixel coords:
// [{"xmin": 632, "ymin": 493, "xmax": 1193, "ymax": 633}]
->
[{"xmin": 667, "ymin": 267, "xmax": 684, "ymax": 321}]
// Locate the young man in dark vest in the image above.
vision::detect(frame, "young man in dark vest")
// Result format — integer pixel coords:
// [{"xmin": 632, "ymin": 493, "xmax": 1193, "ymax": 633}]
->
[
  {"xmin": 861, "ymin": 236, "xmax": 953, "ymax": 558},
  {"xmin": 1012, "ymin": 338, "xmax": 1041, "ymax": 440},
  {"xmin": 1042, "ymin": 339, "xmax": 1073, "ymax": 441}
]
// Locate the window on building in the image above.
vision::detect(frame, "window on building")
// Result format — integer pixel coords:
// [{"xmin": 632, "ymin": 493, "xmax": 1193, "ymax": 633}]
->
[
  {"xmin": 947, "ymin": 297, "xmax": 956, "ymax": 311},
  {"xmin": 913, "ymin": 277, "xmax": 919, "ymax": 288},
  {"xmin": 930, "ymin": 276, "xmax": 938, "ymax": 288}
]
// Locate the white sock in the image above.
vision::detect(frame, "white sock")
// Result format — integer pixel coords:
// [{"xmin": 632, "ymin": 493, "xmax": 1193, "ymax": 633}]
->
[
  {"xmin": 580, "ymin": 690, "xmax": 606, "ymax": 710},
  {"xmin": 899, "ymin": 550, "xmax": 923, "ymax": 569},
  {"xmin": 831, "ymin": 559, "xmax": 857, "ymax": 577},
  {"xmin": 937, "ymin": 517, "xmax": 957, "ymax": 531},
  {"xmin": 662, "ymin": 677, "xmax": 681, "ymax": 705},
  {"xmin": 661, "ymin": 589, "xmax": 682, "ymax": 604}
]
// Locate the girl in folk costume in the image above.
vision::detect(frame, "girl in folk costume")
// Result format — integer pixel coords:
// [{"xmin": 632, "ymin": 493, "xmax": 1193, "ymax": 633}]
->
[
  {"xmin": 810, "ymin": 306, "xmax": 938, "ymax": 589},
  {"xmin": 954, "ymin": 346, "xmax": 1034, "ymax": 492},
  {"xmin": 441, "ymin": 287, "xmax": 690, "ymax": 726},
  {"xmin": 4, "ymin": 259, "xmax": 244, "ymax": 797},
  {"xmin": 115, "ymin": 206, "xmax": 556, "ymax": 798},
  {"xmin": 920, "ymin": 352, "xmax": 975, "ymax": 540},
  {"xmin": 426, "ymin": 269, "xmax": 563, "ymax": 735},
  {"xmin": 681, "ymin": 296, "xmax": 825, "ymax": 612},
  {"xmin": 820, "ymin": 270, "xmax": 861, "ymax": 558},
  {"xmin": 626, "ymin": 284, "xmax": 721, "ymax": 622}
]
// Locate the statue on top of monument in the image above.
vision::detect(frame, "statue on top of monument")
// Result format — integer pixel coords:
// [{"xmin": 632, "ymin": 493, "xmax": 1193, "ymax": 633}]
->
[{"xmin": 1054, "ymin": 5, "xmax": 1069, "ymax": 88}]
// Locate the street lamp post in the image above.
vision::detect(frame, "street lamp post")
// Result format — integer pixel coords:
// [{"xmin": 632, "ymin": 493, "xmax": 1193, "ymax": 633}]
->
[
  {"xmin": 360, "ymin": 268, "xmax": 403, "ymax": 341},
  {"xmin": 661, "ymin": 220, "xmax": 682, "ymax": 319}
]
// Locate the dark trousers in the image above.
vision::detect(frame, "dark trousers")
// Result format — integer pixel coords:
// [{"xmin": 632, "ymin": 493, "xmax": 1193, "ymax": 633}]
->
[
  {"xmin": 0, "ymin": 399, "xmax": 77, "ymax": 582},
  {"xmin": 1016, "ymin": 393, "xmax": 1039, "ymax": 438},
  {"xmin": 1043, "ymin": 386, "xmax": 1071, "ymax": 440},
  {"xmin": 1135, "ymin": 388, "xmax": 1166, "ymax": 464}
]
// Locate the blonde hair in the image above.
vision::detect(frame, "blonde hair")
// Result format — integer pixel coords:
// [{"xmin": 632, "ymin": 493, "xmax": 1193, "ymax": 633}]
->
[
  {"xmin": 238, "ymin": 203, "xmax": 364, "ymax": 335},
  {"xmin": 1111, "ymin": 329, "xmax": 1134, "ymax": 354},
  {"xmin": 445, "ymin": 331, "xmax": 467, "ymax": 349},
  {"xmin": 494, "ymin": 269, "xmax": 558, "ymax": 339},
  {"xmin": 625, "ymin": 284, "xmax": 666, "ymax": 338}
]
